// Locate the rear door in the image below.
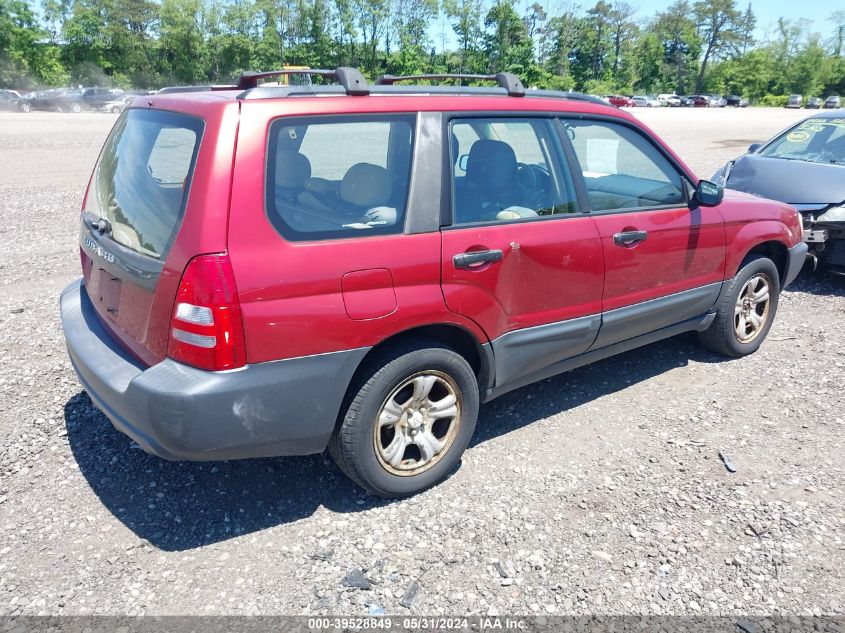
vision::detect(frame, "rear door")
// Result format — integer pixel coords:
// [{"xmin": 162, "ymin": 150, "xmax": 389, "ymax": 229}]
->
[
  {"xmin": 440, "ymin": 116, "xmax": 604, "ymax": 388},
  {"xmin": 561, "ymin": 117, "xmax": 726, "ymax": 349}
]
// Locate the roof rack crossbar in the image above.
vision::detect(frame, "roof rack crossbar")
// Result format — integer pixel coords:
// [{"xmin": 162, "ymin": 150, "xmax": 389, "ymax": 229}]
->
[
  {"xmin": 375, "ymin": 72, "xmax": 526, "ymax": 97},
  {"xmin": 236, "ymin": 67, "xmax": 369, "ymax": 95}
]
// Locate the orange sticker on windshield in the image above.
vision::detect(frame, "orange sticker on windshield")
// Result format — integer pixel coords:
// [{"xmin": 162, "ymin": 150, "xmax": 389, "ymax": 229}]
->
[{"xmin": 786, "ymin": 131, "xmax": 809, "ymax": 143}]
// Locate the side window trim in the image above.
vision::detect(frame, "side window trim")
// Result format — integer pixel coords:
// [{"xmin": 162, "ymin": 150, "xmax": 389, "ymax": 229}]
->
[
  {"xmin": 442, "ymin": 113, "xmax": 583, "ymax": 229},
  {"xmin": 552, "ymin": 118, "xmax": 592, "ymax": 215},
  {"xmin": 406, "ymin": 111, "xmax": 443, "ymax": 235},
  {"xmin": 557, "ymin": 115, "xmax": 695, "ymax": 215}
]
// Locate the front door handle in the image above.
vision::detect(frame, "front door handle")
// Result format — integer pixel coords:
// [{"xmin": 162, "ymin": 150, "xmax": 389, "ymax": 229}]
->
[
  {"xmin": 613, "ymin": 230, "xmax": 648, "ymax": 246},
  {"xmin": 453, "ymin": 249, "xmax": 503, "ymax": 269}
]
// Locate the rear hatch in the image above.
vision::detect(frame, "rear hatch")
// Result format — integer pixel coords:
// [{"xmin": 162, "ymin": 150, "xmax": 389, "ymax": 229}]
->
[{"xmin": 80, "ymin": 108, "xmax": 204, "ymax": 365}]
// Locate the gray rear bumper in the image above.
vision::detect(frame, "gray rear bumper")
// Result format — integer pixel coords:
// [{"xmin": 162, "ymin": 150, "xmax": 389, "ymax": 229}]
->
[
  {"xmin": 784, "ymin": 241, "xmax": 808, "ymax": 288},
  {"xmin": 60, "ymin": 280, "xmax": 368, "ymax": 461}
]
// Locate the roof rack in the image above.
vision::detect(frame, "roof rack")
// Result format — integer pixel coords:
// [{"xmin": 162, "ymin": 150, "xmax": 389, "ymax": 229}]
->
[
  {"xmin": 235, "ymin": 80, "xmax": 609, "ymax": 107},
  {"xmin": 236, "ymin": 67, "xmax": 369, "ymax": 95},
  {"xmin": 376, "ymin": 72, "xmax": 525, "ymax": 97}
]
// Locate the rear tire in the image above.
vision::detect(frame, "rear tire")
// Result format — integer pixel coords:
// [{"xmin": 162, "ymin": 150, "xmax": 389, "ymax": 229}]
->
[
  {"xmin": 329, "ymin": 341, "xmax": 478, "ymax": 498},
  {"xmin": 20, "ymin": 102, "xmax": 31, "ymax": 113},
  {"xmin": 698, "ymin": 255, "xmax": 780, "ymax": 357}
]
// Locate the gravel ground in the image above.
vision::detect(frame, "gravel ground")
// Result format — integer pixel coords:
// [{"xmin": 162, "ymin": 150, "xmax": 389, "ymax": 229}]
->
[{"xmin": 0, "ymin": 108, "xmax": 843, "ymax": 618}]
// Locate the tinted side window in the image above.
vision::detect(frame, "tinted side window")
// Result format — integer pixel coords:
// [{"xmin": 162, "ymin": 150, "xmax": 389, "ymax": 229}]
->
[
  {"xmin": 450, "ymin": 118, "xmax": 578, "ymax": 225},
  {"xmin": 564, "ymin": 119, "xmax": 685, "ymax": 212},
  {"xmin": 266, "ymin": 115, "xmax": 415, "ymax": 241}
]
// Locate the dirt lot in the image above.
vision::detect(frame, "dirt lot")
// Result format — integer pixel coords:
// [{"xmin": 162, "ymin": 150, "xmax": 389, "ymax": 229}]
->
[{"xmin": 0, "ymin": 107, "xmax": 843, "ymax": 617}]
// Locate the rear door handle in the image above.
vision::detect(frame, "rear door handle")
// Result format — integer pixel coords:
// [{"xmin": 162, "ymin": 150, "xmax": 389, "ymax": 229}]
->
[
  {"xmin": 613, "ymin": 230, "xmax": 648, "ymax": 246},
  {"xmin": 453, "ymin": 249, "xmax": 503, "ymax": 269}
]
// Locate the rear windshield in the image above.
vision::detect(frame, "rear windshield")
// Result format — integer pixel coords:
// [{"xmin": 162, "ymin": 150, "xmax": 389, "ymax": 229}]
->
[{"xmin": 88, "ymin": 109, "xmax": 203, "ymax": 259}]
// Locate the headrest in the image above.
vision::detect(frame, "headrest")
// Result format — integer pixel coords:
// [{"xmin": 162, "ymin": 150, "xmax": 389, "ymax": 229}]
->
[
  {"xmin": 340, "ymin": 163, "xmax": 392, "ymax": 207},
  {"xmin": 466, "ymin": 140, "xmax": 518, "ymax": 190},
  {"xmin": 276, "ymin": 151, "xmax": 311, "ymax": 189}
]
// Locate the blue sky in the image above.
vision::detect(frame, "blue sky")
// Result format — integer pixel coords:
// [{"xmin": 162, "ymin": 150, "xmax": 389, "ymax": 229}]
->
[
  {"xmin": 628, "ymin": 0, "xmax": 836, "ymax": 39},
  {"xmin": 432, "ymin": 0, "xmax": 840, "ymax": 53}
]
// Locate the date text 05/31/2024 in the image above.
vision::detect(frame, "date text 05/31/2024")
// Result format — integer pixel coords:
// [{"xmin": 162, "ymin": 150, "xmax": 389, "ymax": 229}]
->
[{"xmin": 306, "ymin": 617, "xmax": 528, "ymax": 630}]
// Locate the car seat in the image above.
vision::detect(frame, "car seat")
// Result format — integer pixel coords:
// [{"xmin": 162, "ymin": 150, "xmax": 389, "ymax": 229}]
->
[{"xmin": 454, "ymin": 140, "xmax": 535, "ymax": 223}]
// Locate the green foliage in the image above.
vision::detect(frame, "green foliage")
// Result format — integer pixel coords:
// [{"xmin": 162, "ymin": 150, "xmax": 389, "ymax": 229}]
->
[
  {"xmin": 759, "ymin": 94, "xmax": 788, "ymax": 107},
  {"xmin": 0, "ymin": 0, "xmax": 843, "ymax": 103}
]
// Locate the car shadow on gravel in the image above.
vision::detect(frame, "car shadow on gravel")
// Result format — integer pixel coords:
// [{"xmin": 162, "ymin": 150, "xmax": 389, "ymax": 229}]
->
[
  {"xmin": 64, "ymin": 331, "xmax": 726, "ymax": 552},
  {"xmin": 64, "ymin": 392, "xmax": 393, "ymax": 552},
  {"xmin": 470, "ymin": 332, "xmax": 720, "ymax": 446}
]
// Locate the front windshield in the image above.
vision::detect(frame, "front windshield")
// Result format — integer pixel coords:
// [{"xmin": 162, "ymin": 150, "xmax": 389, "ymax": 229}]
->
[{"xmin": 760, "ymin": 117, "xmax": 845, "ymax": 165}]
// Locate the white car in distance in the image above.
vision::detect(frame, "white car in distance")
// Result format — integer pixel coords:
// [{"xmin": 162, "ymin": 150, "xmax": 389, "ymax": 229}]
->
[{"xmin": 657, "ymin": 93, "xmax": 682, "ymax": 107}]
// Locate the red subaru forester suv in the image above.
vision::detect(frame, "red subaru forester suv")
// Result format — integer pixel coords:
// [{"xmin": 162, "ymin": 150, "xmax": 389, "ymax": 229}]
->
[{"xmin": 60, "ymin": 68, "xmax": 807, "ymax": 497}]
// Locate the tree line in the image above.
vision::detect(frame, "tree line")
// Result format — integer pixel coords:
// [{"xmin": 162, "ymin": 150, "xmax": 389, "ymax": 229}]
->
[{"xmin": 1, "ymin": 0, "xmax": 844, "ymax": 101}]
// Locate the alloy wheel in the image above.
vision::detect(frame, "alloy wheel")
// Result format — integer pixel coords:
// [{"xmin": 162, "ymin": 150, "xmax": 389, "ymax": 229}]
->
[
  {"xmin": 734, "ymin": 273, "xmax": 771, "ymax": 343},
  {"xmin": 373, "ymin": 371, "xmax": 462, "ymax": 476}
]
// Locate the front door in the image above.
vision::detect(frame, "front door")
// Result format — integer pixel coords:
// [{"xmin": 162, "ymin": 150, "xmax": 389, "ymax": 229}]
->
[
  {"xmin": 440, "ymin": 116, "xmax": 604, "ymax": 388},
  {"xmin": 562, "ymin": 117, "xmax": 726, "ymax": 349}
]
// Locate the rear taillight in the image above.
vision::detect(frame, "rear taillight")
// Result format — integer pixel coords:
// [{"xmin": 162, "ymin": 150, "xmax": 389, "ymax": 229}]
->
[{"xmin": 167, "ymin": 254, "xmax": 246, "ymax": 371}]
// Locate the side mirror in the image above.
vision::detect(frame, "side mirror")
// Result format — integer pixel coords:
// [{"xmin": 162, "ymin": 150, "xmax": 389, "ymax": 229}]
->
[
  {"xmin": 693, "ymin": 180, "xmax": 723, "ymax": 207},
  {"xmin": 748, "ymin": 143, "xmax": 761, "ymax": 153},
  {"xmin": 458, "ymin": 154, "xmax": 469, "ymax": 172}
]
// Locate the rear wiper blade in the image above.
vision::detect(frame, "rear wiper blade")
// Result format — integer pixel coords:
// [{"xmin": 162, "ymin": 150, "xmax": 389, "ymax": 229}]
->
[{"xmin": 89, "ymin": 216, "xmax": 113, "ymax": 236}]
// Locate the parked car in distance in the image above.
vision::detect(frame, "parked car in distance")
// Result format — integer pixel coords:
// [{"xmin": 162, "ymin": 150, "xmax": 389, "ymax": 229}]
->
[
  {"xmin": 99, "ymin": 96, "xmax": 128, "ymax": 113},
  {"xmin": 723, "ymin": 95, "xmax": 748, "ymax": 108},
  {"xmin": 805, "ymin": 96, "xmax": 823, "ymax": 109},
  {"xmin": 60, "ymin": 67, "xmax": 806, "ymax": 497},
  {"xmin": 0, "ymin": 89, "xmax": 30, "ymax": 112},
  {"xmin": 24, "ymin": 87, "xmax": 126, "ymax": 113},
  {"xmin": 605, "ymin": 94, "xmax": 634, "ymax": 107},
  {"xmin": 45, "ymin": 88, "xmax": 91, "ymax": 113},
  {"xmin": 687, "ymin": 95, "xmax": 709, "ymax": 107},
  {"xmin": 79, "ymin": 88, "xmax": 127, "ymax": 112},
  {"xmin": 706, "ymin": 94, "xmax": 727, "ymax": 107},
  {"xmin": 713, "ymin": 110, "xmax": 845, "ymax": 273},
  {"xmin": 823, "ymin": 96, "xmax": 841, "ymax": 109},
  {"xmin": 657, "ymin": 94, "xmax": 682, "ymax": 107},
  {"xmin": 786, "ymin": 94, "xmax": 803, "ymax": 108},
  {"xmin": 25, "ymin": 88, "xmax": 64, "ymax": 111}
]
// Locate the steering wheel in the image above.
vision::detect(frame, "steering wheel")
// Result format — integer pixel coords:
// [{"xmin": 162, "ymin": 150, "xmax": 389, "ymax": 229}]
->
[{"xmin": 517, "ymin": 163, "xmax": 550, "ymax": 212}]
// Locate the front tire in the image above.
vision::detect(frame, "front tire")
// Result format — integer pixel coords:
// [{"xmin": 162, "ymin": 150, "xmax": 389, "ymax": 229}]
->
[
  {"xmin": 329, "ymin": 341, "xmax": 479, "ymax": 498},
  {"xmin": 70, "ymin": 103, "xmax": 81, "ymax": 113},
  {"xmin": 699, "ymin": 255, "xmax": 780, "ymax": 357}
]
